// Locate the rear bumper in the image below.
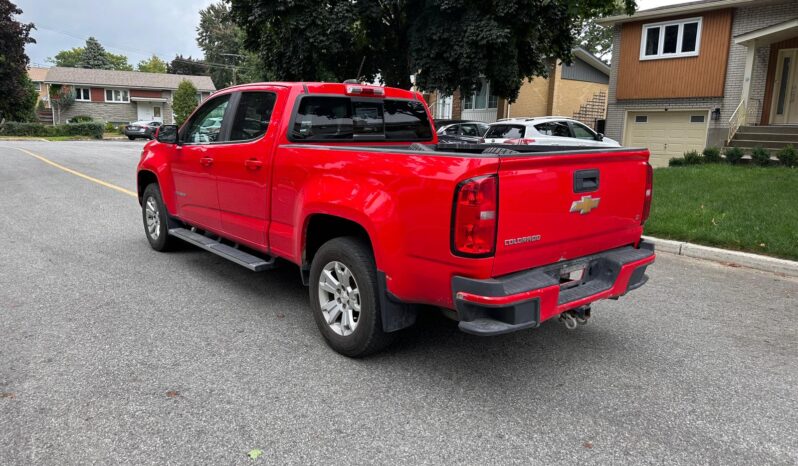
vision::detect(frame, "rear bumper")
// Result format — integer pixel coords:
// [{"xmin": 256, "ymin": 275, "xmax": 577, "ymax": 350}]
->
[{"xmin": 452, "ymin": 241, "xmax": 655, "ymax": 336}]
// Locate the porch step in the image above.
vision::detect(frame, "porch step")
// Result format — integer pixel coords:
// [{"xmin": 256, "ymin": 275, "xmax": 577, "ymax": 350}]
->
[
  {"xmin": 728, "ymin": 139, "xmax": 798, "ymax": 149},
  {"xmin": 168, "ymin": 228, "xmax": 277, "ymax": 272},
  {"xmin": 737, "ymin": 125, "xmax": 798, "ymax": 135},
  {"xmin": 731, "ymin": 132, "xmax": 798, "ymax": 142}
]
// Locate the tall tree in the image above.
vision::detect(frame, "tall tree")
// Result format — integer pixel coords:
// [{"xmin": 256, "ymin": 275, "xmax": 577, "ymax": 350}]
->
[
  {"xmin": 49, "ymin": 46, "xmax": 132, "ymax": 70},
  {"xmin": 0, "ymin": 0, "xmax": 37, "ymax": 122},
  {"xmin": 167, "ymin": 55, "xmax": 209, "ymax": 76},
  {"xmin": 106, "ymin": 52, "xmax": 133, "ymax": 71},
  {"xmin": 231, "ymin": 0, "xmax": 635, "ymax": 101},
  {"xmin": 137, "ymin": 54, "xmax": 167, "ymax": 73},
  {"xmin": 196, "ymin": 2, "xmax": 242, "ymax": 88},
  {"xmin": 172, "ymin": 80, "xmax": 198, "ymax": 126},
  {"xmin": 578, "ymin": 20, "xmax": 614, "ymax": 63},
  {"xmin": 79, "ymin": 37, "xmax": 112, "ymax": 69}
]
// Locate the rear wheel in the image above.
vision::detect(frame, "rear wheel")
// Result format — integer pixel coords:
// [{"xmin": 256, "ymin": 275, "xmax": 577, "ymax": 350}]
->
[
  {"xmin": 142, "ymin": 183, "xmax": 176, "ymax": 252},
  {"xmin": 128, "ymin": 136, "xmax": 135, "ymax": 140},
  {"xmin": 309, "ymin": 237, "xmax": 394, "ymax": 357}
]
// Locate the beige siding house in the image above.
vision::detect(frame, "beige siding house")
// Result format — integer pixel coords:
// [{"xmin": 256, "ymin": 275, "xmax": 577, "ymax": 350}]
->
[{"xmin": 429, "ymin": 48, "xmax": 610, "ymax": 130}]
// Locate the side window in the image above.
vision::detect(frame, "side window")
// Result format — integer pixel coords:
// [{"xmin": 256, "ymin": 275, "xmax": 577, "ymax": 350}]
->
[
  {"xmin": 535, "ymin": 122, "xmax": 571, "ymax": 138},
  {"xmin": 183, "ymin": 95, "xmax": 231, "ymax": 144},
  {"xmin": 485, "ymin": 125, "xmax": 525, "ymax": 139},
  {"xmin": 444, "ymin": 125, "xmax": 459, "ymax": 135},
  {"xmin": 570, "ymin": 122, "xmax": 596, "ymax": 140},
  {"xmin": 461, "ymin": 124, "xmax": 478, "ymax": 136},
  {"xmin": 292, "ymin": 97, "xmax": 353, "ymax": 140},
  {"xmin": 229, "ymin": 92, "xmax": 277, "ymax": 141}
]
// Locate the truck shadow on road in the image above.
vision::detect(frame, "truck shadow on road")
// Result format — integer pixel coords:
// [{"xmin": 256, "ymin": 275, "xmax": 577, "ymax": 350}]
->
[{"xmin": 160, "ymin": 245, "xmax": 631, "ymax": 389}]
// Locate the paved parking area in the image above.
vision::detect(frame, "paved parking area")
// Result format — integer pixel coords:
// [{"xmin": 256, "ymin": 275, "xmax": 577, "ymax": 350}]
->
[{"xmin": 1, "ymin": 141, "xmax": 796, "ymax": 464}]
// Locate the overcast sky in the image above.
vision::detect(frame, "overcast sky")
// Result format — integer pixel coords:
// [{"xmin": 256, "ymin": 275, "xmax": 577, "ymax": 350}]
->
[{"xmin": 17, "ymin": 0, "xmax": 694, "ymax": 68}]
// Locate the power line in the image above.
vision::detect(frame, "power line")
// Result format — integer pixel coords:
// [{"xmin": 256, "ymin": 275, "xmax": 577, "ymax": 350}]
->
[{"xmin": 33, "ymin": 24, "xmax": 239, "ymax": 71}]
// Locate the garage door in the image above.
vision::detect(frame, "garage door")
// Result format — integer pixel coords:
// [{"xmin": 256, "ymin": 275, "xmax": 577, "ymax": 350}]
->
[{"xmin": 625, "ymin": 111, "xmax": 709, "ymax": 167}]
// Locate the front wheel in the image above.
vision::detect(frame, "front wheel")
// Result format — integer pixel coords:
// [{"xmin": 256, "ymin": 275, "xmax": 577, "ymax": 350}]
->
[
  {"xmin": 309, "ymin": 237, "xmax": 395, "ymax": 357},
  {"xmin": 141, "ymin": 183, "xmax": 176, "ymax": 251}
]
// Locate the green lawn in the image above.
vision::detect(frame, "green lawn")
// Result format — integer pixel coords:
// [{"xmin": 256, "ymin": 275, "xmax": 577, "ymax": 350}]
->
[{"xmin": 645, "ymin": 165, "xmax": 798, "ymax": 261}]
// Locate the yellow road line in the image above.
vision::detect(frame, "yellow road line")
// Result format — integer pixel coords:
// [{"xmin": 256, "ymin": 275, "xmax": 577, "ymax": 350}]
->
[{"xmin": 14, "ymin": 147, "xmax": 137, "ymax": 198}]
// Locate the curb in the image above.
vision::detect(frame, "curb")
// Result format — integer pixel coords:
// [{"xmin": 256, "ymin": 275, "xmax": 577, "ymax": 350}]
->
[{"xmin": 643, "ymin": 236, "xmax": 798, "ymax": 278}]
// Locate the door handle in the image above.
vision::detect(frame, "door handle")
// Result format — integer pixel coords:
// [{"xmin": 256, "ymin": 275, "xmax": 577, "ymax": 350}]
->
[
  {"xmin": 245, "ymin": 159, "xmax": 263, "ymax": 170},
  {"xmin": 200, "ymin": 157, "xmax": 214, "ymax": 167},
  {"xmin": 574, "ymin": 169, "xmax": 599, "ymax": 193}
]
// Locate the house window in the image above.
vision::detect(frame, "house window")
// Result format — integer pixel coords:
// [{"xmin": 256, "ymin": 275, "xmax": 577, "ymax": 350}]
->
[
  {"xmin": 690, "ymin": 115, "xmax": 705, "ymax": 123},
  {"xmin": 462, "ymin": 79, "xmax": 498, "ymax": 110},
  {"xmin": 640, "ymin": 17, "xmax": 702, "ymax": 60},
  {"xmin": 34, "ymin": 82, "xmax": 42, "ymax": 92},
  {"xmin": 105, "ymin": 89, "xmax": 129, "ymax": 103},
  {"xmin": 75, "ymin": 87, "xmax": 91, "ymax": 101},
  {"xmin": 635, "ymin": 115, "xmax": 648, "ymax": 123}
]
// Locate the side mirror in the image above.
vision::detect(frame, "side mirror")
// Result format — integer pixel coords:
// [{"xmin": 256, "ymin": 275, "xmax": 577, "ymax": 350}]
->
[
  {"xmin": 157, "ymin": 124, "xmax": 179, "ymax": 144},
  {"xmin": 596, "ymin": 133, "xmax": 605, "ymax": 141}
]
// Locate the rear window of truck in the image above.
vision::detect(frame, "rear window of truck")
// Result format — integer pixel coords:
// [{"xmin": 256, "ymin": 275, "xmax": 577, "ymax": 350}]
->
[{"xmin": 291, "ymin": 96, "xmax": 433, "ymax": 142}]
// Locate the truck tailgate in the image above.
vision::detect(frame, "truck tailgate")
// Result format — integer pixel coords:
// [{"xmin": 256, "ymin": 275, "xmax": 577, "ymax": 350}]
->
[{"xmin": 492, "ymin": 149, "xmax": 650, "ymax": 277}]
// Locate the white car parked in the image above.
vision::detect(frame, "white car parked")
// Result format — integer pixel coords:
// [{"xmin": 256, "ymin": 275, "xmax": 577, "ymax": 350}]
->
[{"xmin": 483, "ymin": 117, "xmax": 620, "ymax": 148}]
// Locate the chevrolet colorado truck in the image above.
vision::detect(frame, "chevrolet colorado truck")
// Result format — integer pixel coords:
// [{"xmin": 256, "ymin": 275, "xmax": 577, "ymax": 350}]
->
[{"xmin": 137, "ymin": 82, "xmax": 655, "ymax": 357}]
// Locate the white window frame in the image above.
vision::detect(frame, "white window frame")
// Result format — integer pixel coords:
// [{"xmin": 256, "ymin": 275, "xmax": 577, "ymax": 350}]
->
[
  {"xmin": 74, "ymin": 87, "xmax": 91, "ymax": 101},
  {"xmin": 104, "ymin": 88, "xmax": 130, "ymax": 103},
  {"xmin": 462, "ymin": 80, "xmax": 498, "ymax": 110},
  {"xmin": 639, "ymin": 17, "xmax": 702, "ymax": 61}
]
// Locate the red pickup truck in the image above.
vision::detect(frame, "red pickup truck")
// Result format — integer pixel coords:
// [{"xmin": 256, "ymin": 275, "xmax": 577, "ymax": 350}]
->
[{"xmin": 137, "ymin": 82, "xmax": 655, "ymax": 357}]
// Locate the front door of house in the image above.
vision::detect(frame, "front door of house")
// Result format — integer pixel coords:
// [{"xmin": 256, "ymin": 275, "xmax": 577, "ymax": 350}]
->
[
  {"xmin": 136, "ymin": 102, "xmax": 164, "ymax": 123},
  {"xmin": 771, "ymin": 48, "xmax": 798, "ymax": 125}
]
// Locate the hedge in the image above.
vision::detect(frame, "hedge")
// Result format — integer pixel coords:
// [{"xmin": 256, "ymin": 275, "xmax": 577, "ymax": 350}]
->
[{"xmin": 0, "ymin": 121, "xmax": 104, "ymax": 139}]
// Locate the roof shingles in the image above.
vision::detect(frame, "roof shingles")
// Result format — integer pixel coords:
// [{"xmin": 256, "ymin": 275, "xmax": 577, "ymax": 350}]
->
[{"xmin": 44, "ymin": 67, "xmax": 216, "ymax": 92}]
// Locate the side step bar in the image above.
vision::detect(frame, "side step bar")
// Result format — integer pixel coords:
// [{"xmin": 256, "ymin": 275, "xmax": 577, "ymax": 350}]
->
[{"xmin": 168, "ymin": 228, "xmax": 277, "ymax": 272}]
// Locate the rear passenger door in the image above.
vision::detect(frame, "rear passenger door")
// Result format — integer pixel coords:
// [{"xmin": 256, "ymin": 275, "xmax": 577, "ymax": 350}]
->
[{"xmin": 214, "ymin": 90, "xmax": 280, "ymax": 248}]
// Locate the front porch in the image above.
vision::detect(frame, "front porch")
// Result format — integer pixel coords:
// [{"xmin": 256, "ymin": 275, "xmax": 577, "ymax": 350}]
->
[{"xmin": 731, "ymin": 19, "xmax": 798, "ymax": 139}]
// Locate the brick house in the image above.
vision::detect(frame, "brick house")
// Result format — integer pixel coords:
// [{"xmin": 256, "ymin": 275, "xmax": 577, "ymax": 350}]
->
[
  {"xmin": 428, "ymin": 47, "xmax": 610, "ymax": 129},
  {"xmin": 598, "ymin": 0, "xmax": 798, "ymax": 166},
  {"xmin": 41, "ymin": 67, "xmax": 215, "ymax": 125}
]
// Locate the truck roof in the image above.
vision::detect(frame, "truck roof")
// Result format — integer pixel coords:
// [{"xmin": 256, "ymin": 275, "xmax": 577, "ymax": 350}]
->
[{"xmin": 213, "ymin": 82, "xmax": 422, "ymax": 101}]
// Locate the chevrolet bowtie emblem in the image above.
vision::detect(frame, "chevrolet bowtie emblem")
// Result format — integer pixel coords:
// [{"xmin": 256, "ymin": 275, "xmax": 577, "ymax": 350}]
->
[{"xmin": 570, "ymin": 195, "xmax": 600, "ymax": 215}]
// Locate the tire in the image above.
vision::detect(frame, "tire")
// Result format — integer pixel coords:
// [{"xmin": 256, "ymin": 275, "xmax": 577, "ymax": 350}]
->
[
  {"xmin": 141, "ymin": 183, "xmax": 176, "ymax": 252},
  {"xmin": 128, "ymin": 136, "xmax": 135, "ymax": 140},
  {"xmin": 309, "ymin": 237, "xmax": 395, "ymax": 357}
]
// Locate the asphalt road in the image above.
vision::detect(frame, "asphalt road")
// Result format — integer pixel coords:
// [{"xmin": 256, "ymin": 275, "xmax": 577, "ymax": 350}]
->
[{"xmin": 1, "ymin": 140, "xmax": 796, "ymax": 465}]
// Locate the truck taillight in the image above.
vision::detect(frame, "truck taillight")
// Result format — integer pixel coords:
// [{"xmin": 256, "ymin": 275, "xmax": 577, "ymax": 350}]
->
[
  {"xmin": 451, "ymin": 175, "xmax": 498, "ymax": 257},
  {"xmin": 641, "ymin": 163, "xmax": 653, "ymax": 225}
]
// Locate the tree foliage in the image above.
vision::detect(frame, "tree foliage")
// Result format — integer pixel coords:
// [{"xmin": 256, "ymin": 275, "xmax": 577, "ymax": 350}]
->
[
  {"xmin": 231, "ymin": 0, "xmax": 635, "ymax": 101},
  {"xmin": 48, "ymin": 84, "xmax": 75, "ymax": 124},
  {"xmin": 172, "ymin": 80, "xmax": 198, "ymax": 126},
  {"xmin": 197, "ymin": 2, "xmax": 243, "ymax": 88},
  {"xmin": 137, "ymin": 54, "xmax": 167, "ymax": 73},
  {"xmin": 79, "ymin": 37, "xmax": 113, "ymax": 69},
  {"xmin": 167, "ymin": 55, "xmax": 209, "ymax": 76},
  {"xmin": 578, "ymin": 19, "xmax": 614, "ymax": 63},
  {"xmin": 49, "ymin": 41, "xmax": 133, "ymax": 70},
  {"xmin": 0, "ymin": 0, "xmax": 37, "ymax": 122}
]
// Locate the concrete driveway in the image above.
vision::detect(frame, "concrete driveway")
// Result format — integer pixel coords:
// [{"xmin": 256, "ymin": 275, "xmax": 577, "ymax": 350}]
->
[{"xmin": 1, "ymin": 141, "xmax": 796, "ymax": 465}]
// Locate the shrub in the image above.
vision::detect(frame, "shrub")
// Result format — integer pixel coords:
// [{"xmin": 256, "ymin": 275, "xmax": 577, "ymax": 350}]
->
[
  {"xmin": 68, "ymin": 115, "xmax": 93, "ymax": 123},
  {"xmin": 668, "ymin": 157, "xmax": 686, "ymax": 167},
  {"xmin": 683, "ymin": 150, "xmax": 703, "ymax": 165},
  {"xmin": 750, "ymin": 146, "xmax": 771, "ymax": 166},
  {"xmin": 776, "ymin": 144, "xmax": 798, "ymax": 168},
  {"xmin": 702, "ymin": 146, "xmax": 722, "ymax": 163},
  {"xmin": 0, "ymin": 121, "xmax": 104, "ymax": 139},
  {"xmin": 724, "ymin": 146, "xmax": 744, "ymax": 165}
]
